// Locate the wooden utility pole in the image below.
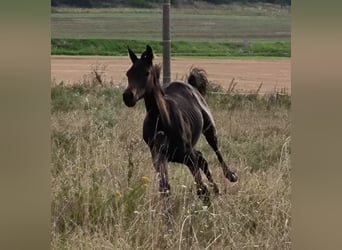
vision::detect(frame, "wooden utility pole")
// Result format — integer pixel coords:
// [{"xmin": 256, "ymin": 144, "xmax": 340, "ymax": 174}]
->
[{"xmin": 162, "ymin": 0, "xmax": 171, "ymax": 85}]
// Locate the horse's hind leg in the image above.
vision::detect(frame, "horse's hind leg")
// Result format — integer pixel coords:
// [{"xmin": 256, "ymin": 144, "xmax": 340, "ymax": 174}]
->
[
  {"xmin": 184, "ymin": 152, "xmax": 211, "ymax": 205},
  {"xmin": 203, "ymin": 123, "xmax": 238, "ymax": 182},
  {"xmin": 194, "ymin": 150, "xmax": 220, "ymax": 195}
]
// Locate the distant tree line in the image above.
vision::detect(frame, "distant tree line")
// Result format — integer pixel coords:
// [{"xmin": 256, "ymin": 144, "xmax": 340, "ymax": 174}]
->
[{"xmin": 51, "ymin": 0, "xmax": 291, "ymax": 8}]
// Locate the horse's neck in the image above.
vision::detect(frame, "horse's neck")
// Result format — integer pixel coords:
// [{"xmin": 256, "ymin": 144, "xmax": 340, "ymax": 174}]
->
[
  {"xmin": 144, "ymin": 78, "xmax": 170, "ymax": 126},
  {"xmin": 144, "ymin": 91, "xmax": 159, "ymax": 114}
]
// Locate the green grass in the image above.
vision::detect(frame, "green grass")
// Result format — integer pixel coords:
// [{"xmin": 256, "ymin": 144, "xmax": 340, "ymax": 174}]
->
[
  {"xmin": 51, "ymin": 5, "xmax": 290, "ymax": 57},
  {"xmin": 51, "ymin": 7, "xmax": 290, "ymax": 41},
  {"xmin": 51, "ymin": 83, "xmax": 290, "ymax": 249},
  {"xmin": 51, "ymin": 38, "xmax": 290, "ymax": 57}
]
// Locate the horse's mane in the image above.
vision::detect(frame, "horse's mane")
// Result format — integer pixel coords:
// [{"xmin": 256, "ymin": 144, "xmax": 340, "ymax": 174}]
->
[
  {"xmin": 152, "ymin": 64, "xmax": 161, "ymax": 83},
  {"xmin": 150, "ymin": 64, "xmax": 170, "ymax": 127}
]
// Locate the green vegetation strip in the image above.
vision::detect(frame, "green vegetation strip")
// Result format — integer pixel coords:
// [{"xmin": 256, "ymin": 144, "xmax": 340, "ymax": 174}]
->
[{"xmin": 51, "ymin": 39, "xmax": 290, "ymax": 57}]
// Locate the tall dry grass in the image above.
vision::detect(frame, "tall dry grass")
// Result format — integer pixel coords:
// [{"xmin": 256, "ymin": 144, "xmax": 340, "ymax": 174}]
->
[{"xmin": 51, "ymin": 83, "xmax": 290, "ymax": 249}]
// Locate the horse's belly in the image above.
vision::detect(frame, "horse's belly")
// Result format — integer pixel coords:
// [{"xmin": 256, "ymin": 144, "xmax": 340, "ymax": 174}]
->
[{"xmin": 188, "ymin": 109, "xmax": 203, "ymax": 145}]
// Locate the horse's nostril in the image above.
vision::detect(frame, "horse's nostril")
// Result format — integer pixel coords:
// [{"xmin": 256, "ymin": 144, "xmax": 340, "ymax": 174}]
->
[
  {"xmin": 123, "ymin": 91, "xmax": 135, "ymax": 107},
  {"xmin": 123, "ymin": 91, "xmax": 133, "ymax": 100}
]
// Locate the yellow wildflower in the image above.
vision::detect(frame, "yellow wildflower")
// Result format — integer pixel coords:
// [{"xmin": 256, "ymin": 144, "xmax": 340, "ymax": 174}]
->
[
  {"xmin": 115, "ymin": 191, "xmax": 122, "ymax": 198},
  {"xmin": 141, "ymin": 176, "xmax": 151, "ymax": 183}
]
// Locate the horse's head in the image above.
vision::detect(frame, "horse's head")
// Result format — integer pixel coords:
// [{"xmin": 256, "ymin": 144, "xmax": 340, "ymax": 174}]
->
[{"xmin": 123, "ymin": 45, "xmax": 155, "ymax": 107}]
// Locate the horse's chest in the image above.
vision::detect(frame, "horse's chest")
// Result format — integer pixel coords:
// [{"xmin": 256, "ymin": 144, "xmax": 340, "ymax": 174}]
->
[{"xmin": 142, "ymin": 115, "xmax": 163, "ymax": 145}]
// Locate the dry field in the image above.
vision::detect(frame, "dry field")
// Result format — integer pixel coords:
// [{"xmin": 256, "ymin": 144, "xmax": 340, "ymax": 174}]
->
[
  {"xmin": 51, "ymin": 56, "xmax": 290, "ymax": 94},
  {"xmin": 51, "ymin": 83, "xmax": 291, "ymax": 249}
]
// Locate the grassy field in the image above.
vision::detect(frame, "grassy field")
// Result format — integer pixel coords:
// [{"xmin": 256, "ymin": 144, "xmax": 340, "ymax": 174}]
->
[
  {"xmin": 51, "ymin": 4, "xmax": 291, "ymax": 248},
  {"xmin": 51, "ymin": 78, "xmax": 291, "ymax": 249},
  {"xmin": 51, "ymin": 8, "xmax": 290, "ymax": 41},
  {"xmin": 51, "ymin": 5, "xmax": 290, "ymax": 57}
]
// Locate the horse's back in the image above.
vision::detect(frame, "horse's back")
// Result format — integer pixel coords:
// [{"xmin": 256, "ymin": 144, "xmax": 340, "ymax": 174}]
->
[
  {"xmin": 163, "ymin": 81, "xmax": 205, "ymax": 146},
  {"xmin": 164, "ymin": 81, "xmax": 215, "ymax": 129},
  {"xmin": 164, "ymin": 81, "xmax": 204, "ymax": 117},
  {"xmin": 164, "ymin": 81, "xmax": 201, "ymax": 105}
]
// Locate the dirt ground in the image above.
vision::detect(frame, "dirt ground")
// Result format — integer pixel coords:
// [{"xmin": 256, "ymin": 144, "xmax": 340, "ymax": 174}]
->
[{"xmin": 51, "ymin": 56, "xmax": 291, "ymax": 94}]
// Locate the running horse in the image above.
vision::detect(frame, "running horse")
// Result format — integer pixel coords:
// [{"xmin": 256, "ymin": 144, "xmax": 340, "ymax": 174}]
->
[{"xmin": 123, "ymin": 45, "xmax": 238, "ymax": 205}]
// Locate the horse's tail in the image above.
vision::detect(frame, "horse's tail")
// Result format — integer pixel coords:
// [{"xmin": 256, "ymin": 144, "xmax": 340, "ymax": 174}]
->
[{"xmin": 187, "ymin": 67, "xmax": 208, "ymax": 96}]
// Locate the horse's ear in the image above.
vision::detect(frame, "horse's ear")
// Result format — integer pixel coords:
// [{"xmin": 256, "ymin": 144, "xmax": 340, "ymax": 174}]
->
[
  {"xmin": 143, "ymin": 45, "xmax": 154, "ymax": 64},
  {"xmin": 128, "ymin": 47, "xmax": 138, "ymax": 63}
]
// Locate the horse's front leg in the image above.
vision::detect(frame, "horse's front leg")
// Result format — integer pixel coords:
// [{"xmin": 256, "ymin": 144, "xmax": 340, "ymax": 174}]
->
[
  {"xmin": 150, "ymin": 131, "xmax": 173, "ymax": 227},
  {"xmin": 151, "ymin": 131, "xmax": 170, "ymax": 196}
]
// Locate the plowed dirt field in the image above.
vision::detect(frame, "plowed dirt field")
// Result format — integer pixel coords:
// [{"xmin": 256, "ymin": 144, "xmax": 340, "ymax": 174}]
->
[{"xmin": 51, "ymin": 56, "xmax": 290, "ymax": 94}]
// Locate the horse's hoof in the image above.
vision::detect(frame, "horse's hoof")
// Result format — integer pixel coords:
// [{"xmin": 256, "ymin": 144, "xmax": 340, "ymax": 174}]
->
[
  {"xmin": 211, "ymin": 183, "xmax": 220, "ymax": 195},
  {"xmin": 225, "ymin": 172, "xmax": 238, "ymax": 182},
  {"xmin": 197, "ymin": 185, "xmax": 209, "ymax": 196},
  {"xmin": 229, "ymin": 172, "xmax": 238, "ymax": 182},
  {"xmin": 197, "ymin": 185, "xmax": 211, "ymax": 204}
]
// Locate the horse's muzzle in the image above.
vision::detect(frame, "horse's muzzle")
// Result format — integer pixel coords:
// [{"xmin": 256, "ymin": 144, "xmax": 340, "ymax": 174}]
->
[{"xmin": 123, "ymin": 90, "xmax": 136, "ymax": 107}]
